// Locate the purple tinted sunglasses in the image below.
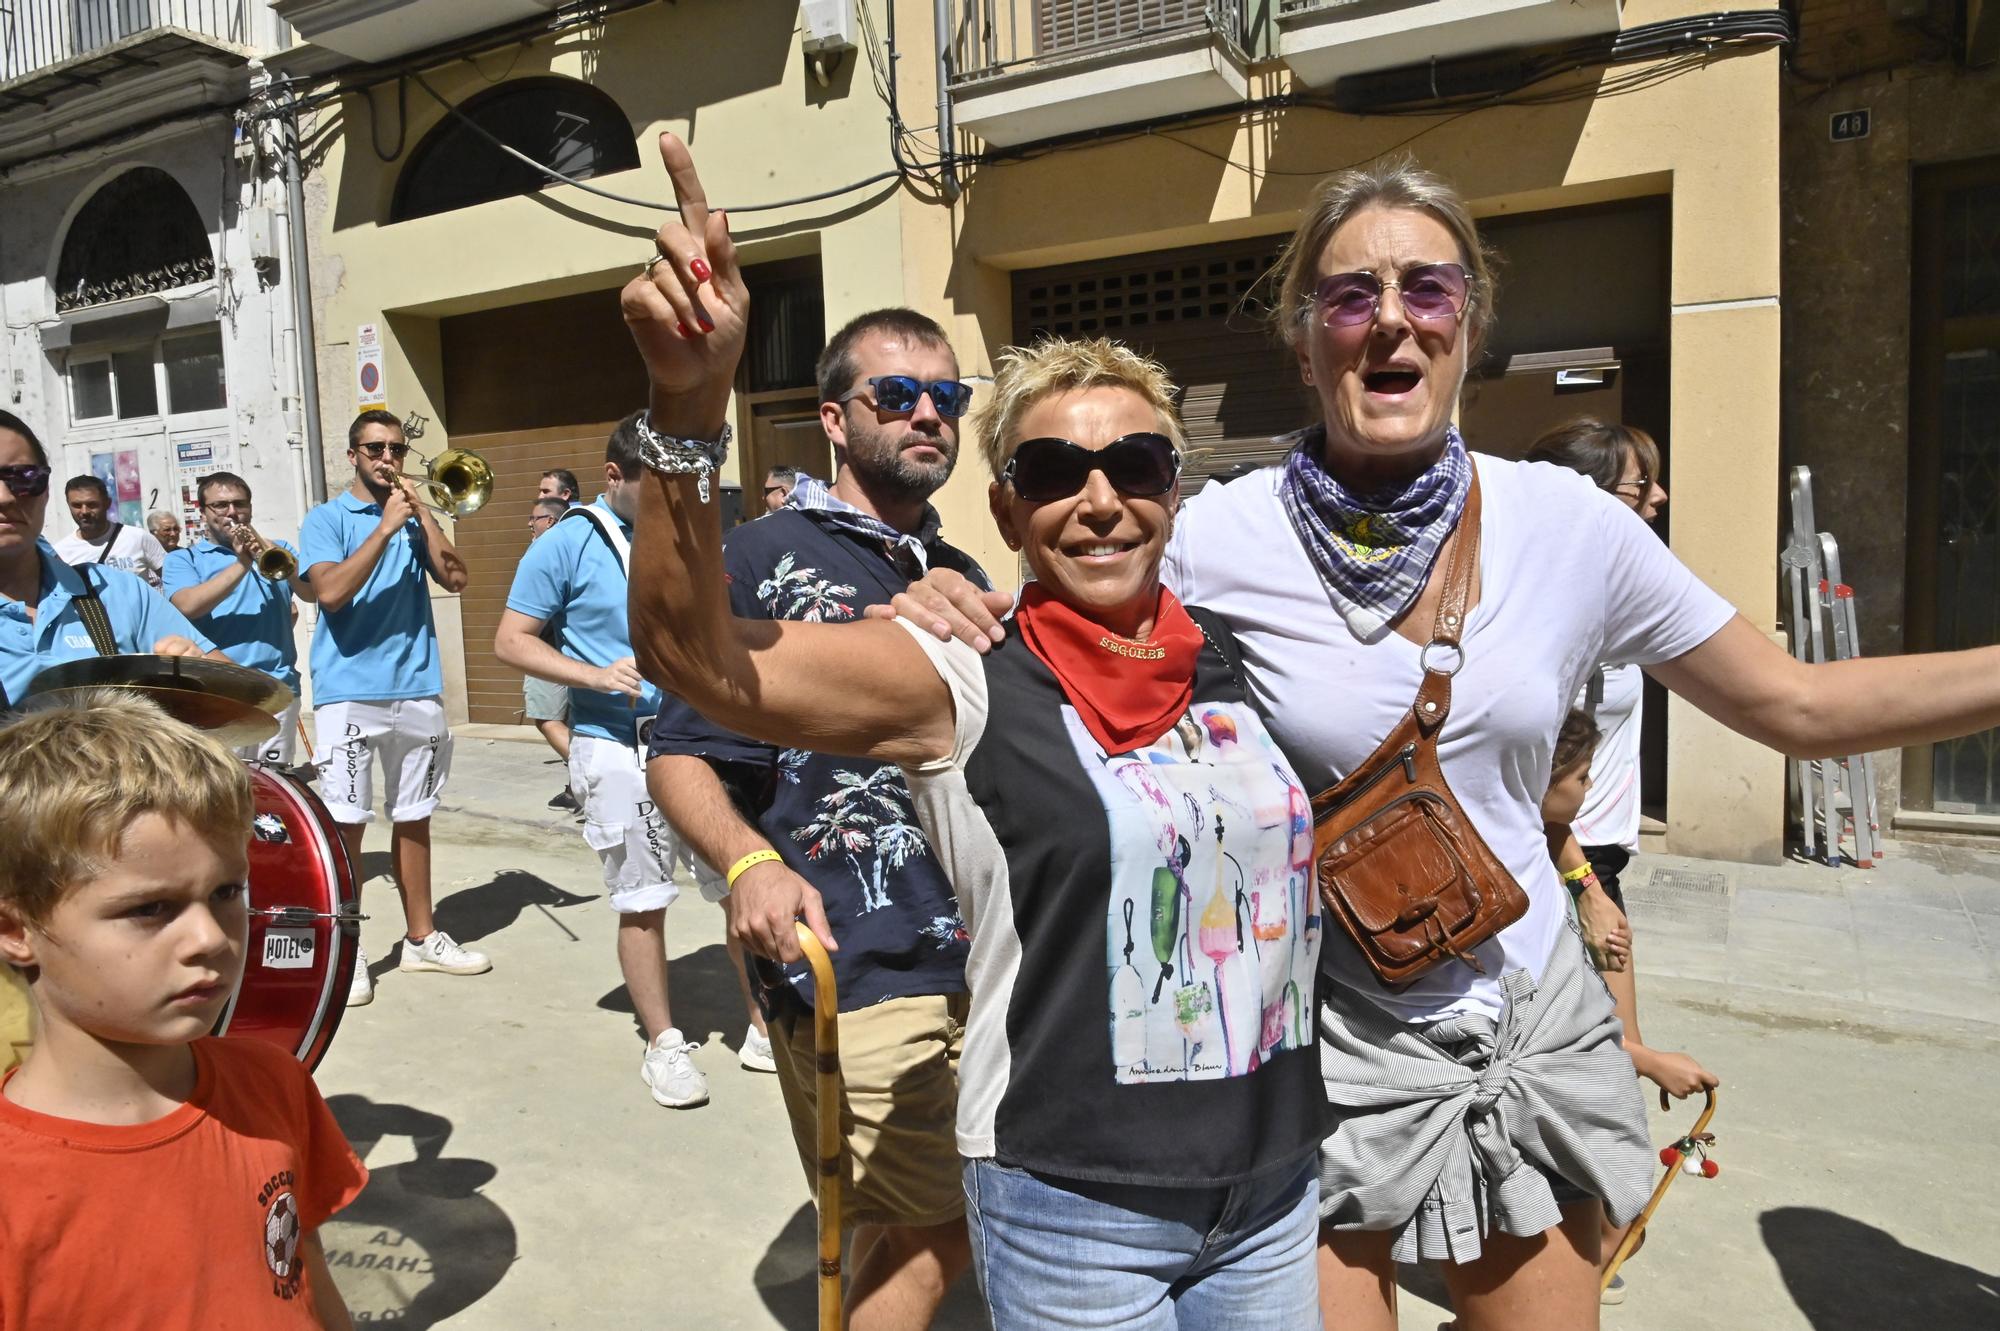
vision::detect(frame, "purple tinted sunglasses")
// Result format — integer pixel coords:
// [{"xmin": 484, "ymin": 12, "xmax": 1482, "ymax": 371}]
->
[
  {"xmin": 1311, "ymin": 263, "xmax": 1471, "ymax": 328},
  {"xmin": 0, "ymin": 464, "xmax": 51, "ymax": 498}
]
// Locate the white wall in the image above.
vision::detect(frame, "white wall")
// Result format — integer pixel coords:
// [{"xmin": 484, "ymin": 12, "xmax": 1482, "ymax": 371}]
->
[{"xmin": 0, "ymin": 118, "xmax": 313, "ymax": 550}]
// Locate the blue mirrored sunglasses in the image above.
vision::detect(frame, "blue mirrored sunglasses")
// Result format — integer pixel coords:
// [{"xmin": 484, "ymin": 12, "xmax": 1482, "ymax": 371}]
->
[{"xmin": 838, "ymin": 375, "xmax": 974, "ymax": 419}]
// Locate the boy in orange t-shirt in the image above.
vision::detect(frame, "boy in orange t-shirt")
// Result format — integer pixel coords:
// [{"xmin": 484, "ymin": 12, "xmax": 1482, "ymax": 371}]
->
[{"xmin": 0, "ymin": 692, "xmax": 366, "ymax": 1329}]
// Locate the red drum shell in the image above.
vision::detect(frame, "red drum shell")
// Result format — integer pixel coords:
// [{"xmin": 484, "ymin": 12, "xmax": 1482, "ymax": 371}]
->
[{"xmin": 214, "ymin": 766, "xmax": 358, "ymax": 1069}]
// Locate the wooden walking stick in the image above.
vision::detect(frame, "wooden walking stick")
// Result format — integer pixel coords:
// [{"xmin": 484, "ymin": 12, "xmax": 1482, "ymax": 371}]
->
[
  {"xmin": 795, "ymin": 922, "xmax": 845, "ymax": 1331},
  {"xmin": 1602, "ymin": 1087, "xmax": 1720, "ymax": 1292}
]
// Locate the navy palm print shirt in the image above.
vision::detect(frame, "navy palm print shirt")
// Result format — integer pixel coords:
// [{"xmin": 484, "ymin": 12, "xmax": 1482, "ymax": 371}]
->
[{"xmin": 648, "ymin": 500, "xmax": 988, "ymax": 1013}]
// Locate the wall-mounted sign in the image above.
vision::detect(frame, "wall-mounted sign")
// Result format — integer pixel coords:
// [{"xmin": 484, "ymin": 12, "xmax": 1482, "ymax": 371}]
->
[
  {"xmin": 356, "ymin": 322, "xmax": 386, "ymax": 410},
  {"xmin": 1830, "ymin": 109, "xmax": 1871, "ymax": 142},
  {"xmin": 174, "ymin": 439, "xmax": 218, "ymax": 469}
]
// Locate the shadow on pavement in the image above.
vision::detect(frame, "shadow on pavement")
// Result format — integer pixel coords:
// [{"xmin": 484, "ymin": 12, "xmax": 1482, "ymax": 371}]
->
[
  {"xmin": 755, "ymin": 1202, "xmax": 820, "ymax": 1328},
  {"xmin": 365, "ymin": 870, "xmax": 599, "ymax": 977},
  {"xmin": 598, "ymin": 940, "xmax": 748, "ymax": 1049},
  {"xmin": 751, "ymin": 1203, "xmax": 989, "ymax": 1329},
  {"xmin": 323, "ymin": 1093, "xmax": 518, "ymax": 1329},
  {"xmin": 1398, "ymin": 1261, "xmax": 1452, "ymax": 1313},
  {"xmin": 1761, "ymin": 1206, "xmax": 2000, "ymax": 1328}
]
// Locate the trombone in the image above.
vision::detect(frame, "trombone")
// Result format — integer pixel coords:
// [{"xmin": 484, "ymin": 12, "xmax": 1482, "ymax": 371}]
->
[{"xmin": 398, "ymin": 447, "xmax": 494, "ymax": 518}]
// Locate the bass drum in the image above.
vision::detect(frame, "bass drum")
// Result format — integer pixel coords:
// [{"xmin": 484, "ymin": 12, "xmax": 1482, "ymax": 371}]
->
[{"xmin": 213, "ymin": 765, "xmax": 359, "ymax": 1070}]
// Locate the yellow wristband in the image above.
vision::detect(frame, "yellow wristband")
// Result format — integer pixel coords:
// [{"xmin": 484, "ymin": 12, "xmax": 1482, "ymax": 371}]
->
[
  {"xmin": 1561, "ymin": 863, "xmax": 1596, "ymax": 883},
  {"xmin": 726, "ymin": 849, "xmax": 783, "ymax": 890}
]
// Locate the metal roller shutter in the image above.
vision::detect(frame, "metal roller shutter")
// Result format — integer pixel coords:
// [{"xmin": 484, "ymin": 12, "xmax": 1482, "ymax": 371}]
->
[{"xmin": 1012, "ymin": 234, "xmax": 1310, "ymax": 493}]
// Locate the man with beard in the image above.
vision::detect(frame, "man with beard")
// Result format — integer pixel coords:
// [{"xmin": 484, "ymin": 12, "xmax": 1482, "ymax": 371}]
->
[
  {"xmin": 53, "ymin": 475, "xmax": 166, "ymax": 587},
  {"xmin": 648, "ymin": 309, "xmax": 986, "ymax": 1330},
  {"xmin": 300, "ymin": 409, "xmax": 485, "ymax": 1008}
]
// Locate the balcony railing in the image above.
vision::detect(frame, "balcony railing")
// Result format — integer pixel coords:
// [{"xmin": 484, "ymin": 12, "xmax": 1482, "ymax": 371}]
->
[
  {"xmin": 0, "ymin": 1, "xmax": 287, "ymax": 83},
  {"xmin": 949, "ymin": 0, "xmax": 1246, "ymax": 85}
]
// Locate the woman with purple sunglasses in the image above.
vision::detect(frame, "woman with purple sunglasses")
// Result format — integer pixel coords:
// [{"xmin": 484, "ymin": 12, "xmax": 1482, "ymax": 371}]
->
[
  {"xmin": 622, "ymin": 135, "xmax": 1327, "ymax": 1328},
  {"xmin": 887, "ymin": 156, "xmax": 2000, "ymax": 1330}
]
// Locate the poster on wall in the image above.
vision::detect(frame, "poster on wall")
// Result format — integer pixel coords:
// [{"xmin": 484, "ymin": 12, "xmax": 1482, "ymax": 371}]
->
[
  {"xmin": 87, "ymin": 450, "xmax": 143, "ymax": 526},
  {"xmin": 114, "ymin": 450, "xmax": 142, "ymax": 526},
  {"xmin": 356, "ymin": 323, "xmax": 386, "ymax": 410},
  {"xmin": 173, "ymin": 436, "xmax": 229, "ymax": 534}
]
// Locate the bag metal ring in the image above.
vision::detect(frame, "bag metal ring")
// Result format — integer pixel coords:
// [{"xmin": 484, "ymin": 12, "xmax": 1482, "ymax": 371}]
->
[{"xmin": 1419, "ymin": 640, "xmax": 1464, "ymax": 677}]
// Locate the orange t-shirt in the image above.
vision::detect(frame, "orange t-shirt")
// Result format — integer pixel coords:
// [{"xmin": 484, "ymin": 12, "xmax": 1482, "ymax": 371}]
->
[{"xmin": 0, "ymin": 1036, "xmax": 367, "ymax": 1330}]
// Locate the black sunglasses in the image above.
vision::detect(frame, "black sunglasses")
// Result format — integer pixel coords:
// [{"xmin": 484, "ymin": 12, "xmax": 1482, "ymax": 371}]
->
[
  {"xmin": 355, "ymin": 441, "xmax": 411, "ymax": 460},
  {"xmin": 1002, "ymin": 433, "xmax": 1181, "ymax": 504},
  {"xmin": 0, "ymin": 463, "xmax": 52, "ymax": 498},
  {"xmin": 839, "ymin": 375, "xmax": 975, "ymax": 419}
]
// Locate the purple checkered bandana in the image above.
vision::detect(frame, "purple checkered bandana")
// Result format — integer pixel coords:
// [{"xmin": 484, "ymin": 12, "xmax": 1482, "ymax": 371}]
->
[{"xmin": 1279, "ymin": 425, "xmax": 1473, "ymax": 640}]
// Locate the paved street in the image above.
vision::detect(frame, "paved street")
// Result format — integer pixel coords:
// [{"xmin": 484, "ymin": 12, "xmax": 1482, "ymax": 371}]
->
[{"xmin": 314, "ymin": 728, "xmax": 2000, "ymax": 1329}]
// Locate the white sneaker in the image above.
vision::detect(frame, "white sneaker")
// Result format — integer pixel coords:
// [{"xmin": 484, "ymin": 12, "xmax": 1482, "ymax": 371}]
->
[
  {"xmin": 641, "ymin": 1028, "xmax": 709, "ymax": 1108},
  {"xmin": 397, "ymin": 930, "xmax": 492, "ymax": 975},
  {"xmin": 347, "ymin": 945, "xmax": 374, "ymax": 1007},
  {"xmin": 1601, "ymin": 1273, "xmax": 1627, "ymax": 1306},
  {"xmin": 739, "ymin": 1025, "xmax": 777, "ymax": 1073}
]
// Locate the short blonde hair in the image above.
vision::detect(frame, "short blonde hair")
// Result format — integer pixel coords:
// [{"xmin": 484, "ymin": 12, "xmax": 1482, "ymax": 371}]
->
[
  {"xmin": 1272, "ymin": 154, "xmax": 1497, "ymax": 359},
  {"xmin": 976, "ymin": 337, "xmax": 1188, "ymax": 480},
  {"xmin": 0, "ymin": 691, "xmax": 253, "ymax": 927}
]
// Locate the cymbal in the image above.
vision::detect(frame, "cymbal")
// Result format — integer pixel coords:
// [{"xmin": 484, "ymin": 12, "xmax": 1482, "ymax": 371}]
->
[{"xmin": 25, "ymin": 654, "xmax": 294, "ymax": 749}]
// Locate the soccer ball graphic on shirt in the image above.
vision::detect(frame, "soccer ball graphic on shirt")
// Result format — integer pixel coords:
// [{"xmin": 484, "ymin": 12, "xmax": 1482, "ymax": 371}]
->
[{"xmin": 265, "ymin": 1190, "xmax": 301, "ymax": 1279}]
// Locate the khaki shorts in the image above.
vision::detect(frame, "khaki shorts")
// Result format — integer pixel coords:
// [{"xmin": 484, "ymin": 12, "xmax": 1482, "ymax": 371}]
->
[{"xmin": 771, "ymin": 992, "xmax": 969, "ymax": 1231}]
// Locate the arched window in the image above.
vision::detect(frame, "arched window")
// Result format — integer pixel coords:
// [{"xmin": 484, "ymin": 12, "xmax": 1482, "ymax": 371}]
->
[
  {"xmin": 391, "ymin": 78, "xmax": 640, "ymax": 223},
  {"xmin": 55, "ymin": 167, "xmax": 213, "ymax": 313}
]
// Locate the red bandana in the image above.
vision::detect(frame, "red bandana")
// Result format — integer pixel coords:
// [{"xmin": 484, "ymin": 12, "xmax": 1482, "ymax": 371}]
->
[{"xmin": 1014, "ymin": 583, "xmax": 1206, "ymax": 755}]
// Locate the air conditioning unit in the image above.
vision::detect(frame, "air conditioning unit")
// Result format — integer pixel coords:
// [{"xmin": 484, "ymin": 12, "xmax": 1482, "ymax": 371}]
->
[{"xmin": 801, "ymin": 0, "xmax": 855, "ymax": 53}]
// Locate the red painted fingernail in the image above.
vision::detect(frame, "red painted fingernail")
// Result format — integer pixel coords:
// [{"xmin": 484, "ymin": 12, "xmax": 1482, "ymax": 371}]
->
[
  {"xmin": 690, "ymin": 258, "xmax": 713, "ymax": 283},
  {"xmin": 677, "ymin": 322, "xmax": 693, "ymax": 338},
  {"xmin": 696, "ymin": 311, "xmax": 715, "ymax": 332}
]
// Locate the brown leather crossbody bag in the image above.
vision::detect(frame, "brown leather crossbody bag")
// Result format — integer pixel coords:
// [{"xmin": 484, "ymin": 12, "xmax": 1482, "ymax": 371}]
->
[{"xmin": 1308, "ymin": 475, "xmax": 1528, "ymax": 988}]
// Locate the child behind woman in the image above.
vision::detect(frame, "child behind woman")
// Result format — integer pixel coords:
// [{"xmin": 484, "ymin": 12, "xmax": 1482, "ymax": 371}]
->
[
  {"xmin": 0, "ymin": 692, "xmax": 365, "ymax": 1329},
  {"xmin": 1541, "ymin": 706, "xmax": 1717, "ymax": 1304}
]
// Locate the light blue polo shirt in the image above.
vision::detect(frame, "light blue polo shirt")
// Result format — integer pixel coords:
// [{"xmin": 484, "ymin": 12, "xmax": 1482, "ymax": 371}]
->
[
  {"xmin": 162, "ymin": 539, "xmax": 301, "ymax": 692},
  {"xmin": 504, "ymin": 499, "xmax": 660, "ymax": 743},
  {"xmin": 0, "ymin": 539, "xmax": 215, "ymax": 709},
  {"xmin": 299, "ymin": 492, "xmax": 441, "ymax": 705}
]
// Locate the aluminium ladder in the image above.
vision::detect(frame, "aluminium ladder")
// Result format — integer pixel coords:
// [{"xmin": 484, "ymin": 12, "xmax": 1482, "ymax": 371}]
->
[{"xmin": 1781, "ymin": 466, "xmax": 1883, "ymax": 866}]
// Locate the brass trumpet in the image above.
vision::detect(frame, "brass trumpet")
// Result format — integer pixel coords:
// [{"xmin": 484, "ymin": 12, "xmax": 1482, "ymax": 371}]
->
[
  {"xmin": 399, "ymin": 448, "xmax": 494, "ymax": 518},
  {"xmin": 225, "ymin": 523, "xmax": 297, "ymax": 582}
]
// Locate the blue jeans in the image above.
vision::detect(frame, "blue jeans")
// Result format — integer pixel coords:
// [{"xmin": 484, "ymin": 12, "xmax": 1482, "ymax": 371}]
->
[{"xmin": 962, "ymin": 1157, "xmax": 1322, "ymax": 1330}]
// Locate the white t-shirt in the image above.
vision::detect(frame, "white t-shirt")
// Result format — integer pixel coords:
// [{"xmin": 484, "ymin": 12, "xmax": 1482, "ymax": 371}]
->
[
  {"xmin": 1163, "ymin": 452, "xmax": 1735, "ymax": 1023},
  {"xmin": 53, "ymin": 524, "xmax": 166, "ymax": 588},
  {"xmin": 1573, "ymin": 662, "xmax": 1644, "ymax": 851}
]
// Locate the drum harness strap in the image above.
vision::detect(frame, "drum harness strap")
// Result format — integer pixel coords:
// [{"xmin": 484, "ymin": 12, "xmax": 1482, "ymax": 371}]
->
[
  {"xmin": 72, "ymin": 570, "xmax": 120, "ymax": 657},
  {"xmin": 0, "ymin": 569, "xmax": 119, "ymax": 715}
]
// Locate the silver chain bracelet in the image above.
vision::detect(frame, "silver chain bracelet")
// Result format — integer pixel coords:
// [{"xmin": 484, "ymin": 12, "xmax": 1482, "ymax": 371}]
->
[{"xmin": 633, "ymin": 414, "xmax": 733, "ymax": 504}]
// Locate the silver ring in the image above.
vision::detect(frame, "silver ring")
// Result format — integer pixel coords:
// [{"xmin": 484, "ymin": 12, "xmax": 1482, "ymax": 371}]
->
[
  {"xmin": 642, "ymin": 254, "xmax": 668, "ymax": 274},
  {"xmin": 1418, "ymin": 640, "xmax": 1464, "ymax": 677}
]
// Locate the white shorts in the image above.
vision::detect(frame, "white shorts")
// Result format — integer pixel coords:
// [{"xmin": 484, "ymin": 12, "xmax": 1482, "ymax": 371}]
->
[
  {"xmin": 237, "ymin": 693, "xmax": 302, "ymax": 767},
  {"xmin": 569, "ymin": 733, "xmax": 723, "ymax": 913},
  {"xmin": 312, "ymin": 697, "xmax": 454, "ymax": 825}
]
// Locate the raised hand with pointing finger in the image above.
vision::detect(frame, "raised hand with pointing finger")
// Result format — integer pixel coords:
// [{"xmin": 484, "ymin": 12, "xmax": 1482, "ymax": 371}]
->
[{"xmin": 620, "ymin": 133, "xmax": 749, "ymax": 412}]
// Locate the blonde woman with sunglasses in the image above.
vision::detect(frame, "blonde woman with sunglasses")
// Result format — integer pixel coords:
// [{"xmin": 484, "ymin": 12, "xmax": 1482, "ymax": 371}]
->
[
  {"xmin": 624, "ymin": 135, "xmax": 1328, "ymax": 1330},
  {"xmin": 886, "ymin": 157, "xmax": 2000, "ymax": 1331}
]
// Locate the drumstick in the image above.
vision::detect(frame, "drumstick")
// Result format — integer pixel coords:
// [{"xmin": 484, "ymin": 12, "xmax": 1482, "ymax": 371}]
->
[{"xmin": 794, "ymin": 922, "xmax": 843, "ymax": 1331}]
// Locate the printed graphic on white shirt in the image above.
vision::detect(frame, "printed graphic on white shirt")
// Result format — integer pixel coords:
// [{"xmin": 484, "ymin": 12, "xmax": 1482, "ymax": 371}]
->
[{"xmin": 1072, "ymin": 700, "xmax": 1320, "ymax": 1085}]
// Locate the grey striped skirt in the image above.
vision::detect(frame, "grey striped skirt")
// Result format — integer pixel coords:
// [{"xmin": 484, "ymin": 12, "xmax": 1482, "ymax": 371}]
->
[{"xmin": 1315, "ymin": 926, "xmax": 1652, "ymax": 1265}]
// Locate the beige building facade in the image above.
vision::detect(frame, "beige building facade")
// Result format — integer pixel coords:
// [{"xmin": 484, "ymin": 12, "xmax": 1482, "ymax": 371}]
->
[{"xmin": 280, "ymin": 0, "xmax": 1789, "ymax": 860}]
